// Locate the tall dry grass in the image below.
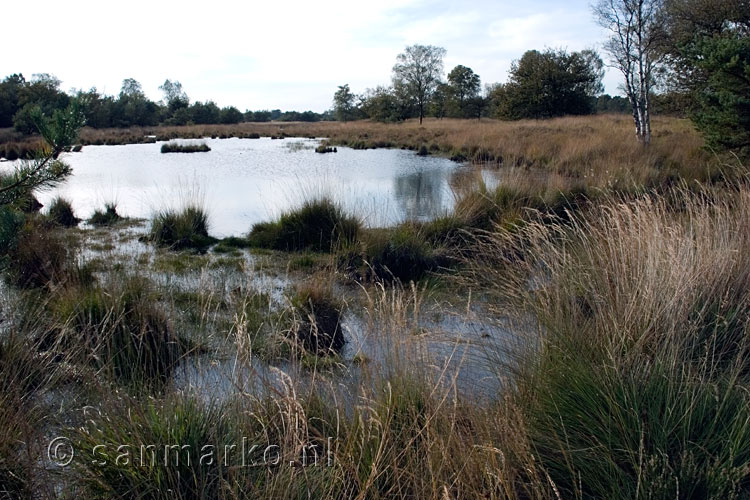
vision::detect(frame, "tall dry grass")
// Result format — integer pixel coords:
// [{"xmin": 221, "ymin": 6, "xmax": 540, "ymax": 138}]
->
[{"xmin": 467, "ymin": 178, "xmax": 750, "ymax": 498}]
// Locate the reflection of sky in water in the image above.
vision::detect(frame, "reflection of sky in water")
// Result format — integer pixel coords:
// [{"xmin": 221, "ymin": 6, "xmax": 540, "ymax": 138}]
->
[{"xmin": 32, "ymin": 138, "xmax": 471, "ymax": 237}]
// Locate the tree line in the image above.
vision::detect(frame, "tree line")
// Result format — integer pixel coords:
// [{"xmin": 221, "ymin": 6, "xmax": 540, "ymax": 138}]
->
[
  {"xmin": 333, "ymin": 47, "xmax": 618, "ymax": 124},
  {"xmin": 335, "ymin": 0, "xmax": 748, "ymax": 152},
  {"xmin": 0, "ymin": 75, "xmax": 331, "ymax": 133}
]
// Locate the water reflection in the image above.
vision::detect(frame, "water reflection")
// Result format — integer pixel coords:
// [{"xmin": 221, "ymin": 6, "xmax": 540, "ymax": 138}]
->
[
  {"xmin": 393, "ymin": 168, "xmax": 447, "ymax": 220},
  {"xmin": 30, "ymin": 138, "xmax": 488, "ymax": 236}
]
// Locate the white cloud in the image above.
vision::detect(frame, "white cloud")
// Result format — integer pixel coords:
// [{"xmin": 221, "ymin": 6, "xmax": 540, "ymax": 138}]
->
[{"xmin": 4, "ymin": 0, "xmax": 624, "ymax": 112}]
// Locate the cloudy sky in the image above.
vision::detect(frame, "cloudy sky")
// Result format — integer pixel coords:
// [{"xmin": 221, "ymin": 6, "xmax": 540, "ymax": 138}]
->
[{"xmin": 4, "ymin": 0, "xmax": 621, "ymax": 112}]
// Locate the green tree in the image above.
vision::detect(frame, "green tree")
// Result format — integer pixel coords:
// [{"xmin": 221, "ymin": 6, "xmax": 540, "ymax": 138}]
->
[
  {"xmin": 159, "ymin": 79, "xmax": 189, "ymax": 113},
  {"xmin": 660, "ymin": 0, "xmax": 750, "ymax": 153},
  {"xmin": 429, "ymin": 82, "xmax": 449, "ymax": 119},
  {"xmin": 0, "ymin": 74, "xmax": 25, "ymax": 128},
  {"xmin": 359, "ymin": 86, "xmax": 402, "ymax": 122},
  {"xmin": 220, "ymin": 106, "xmax": 244, "ymax": 124},
  {"xmin": 333, "ymin": 84, "xmax": 357, "ymax": 122},
  {"xmin": 495, "ymin": 49, "xmax": 604, "ymax": 119},
  {"xmin": 392, "ymin": 44, "xmax": 447, "ymax": 124},
  {"xmin": 0, "ymin": 100, "xmax": 85, "ymax": 207},
  {"xmin": 13, "ymin": 74, "xmax": 70, "ymax": 134},
  {"xmin": 446, "ymin": 65, "xmax": 481, "ymax": 118},
  {"xmin": 115, "ymin": 78, "xmax": 158, "ymax": 127}
]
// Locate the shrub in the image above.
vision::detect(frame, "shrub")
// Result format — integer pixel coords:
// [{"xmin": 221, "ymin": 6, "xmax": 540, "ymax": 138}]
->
[
  {"xmin": 149, "ymin": 205, "xmax": 216, "ymax": 251},
  {"xmin": 47, "ymin": 196, "xmax": 80, "ymax": 227},
  {"xmin": 248, "ymin": 198, "xmax": 360, "ymax": 252},
  {"xmin": 88, "ymin": 203, "xmax": 122, "ymax": 226}
]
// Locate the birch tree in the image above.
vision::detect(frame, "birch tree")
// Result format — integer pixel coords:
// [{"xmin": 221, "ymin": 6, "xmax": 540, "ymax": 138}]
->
[{"xmin": 594, "ymin": 0, "xmax": 664, "ymax": 144}]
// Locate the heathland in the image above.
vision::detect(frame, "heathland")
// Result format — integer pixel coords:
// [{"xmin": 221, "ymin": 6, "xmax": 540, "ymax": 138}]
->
[{"xmin": 1, "ymin": 108, "xmax": 748, "ymax": 499}]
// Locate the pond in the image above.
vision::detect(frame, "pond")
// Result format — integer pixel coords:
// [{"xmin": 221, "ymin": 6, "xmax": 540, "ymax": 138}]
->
[{"xmin": 35, "ymin": 137, "xmax": 478, "ymax": 237}]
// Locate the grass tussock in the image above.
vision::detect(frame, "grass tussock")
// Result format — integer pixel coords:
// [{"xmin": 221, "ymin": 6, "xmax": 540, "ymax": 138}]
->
[
  {"xmin": 88, "ymin": 202, "xmax": 123, "ymax": 226},
  {"xmin": 160, "ymin": 141, "xmax": 211, "ymax": 153},
  {"xmin": 468, "ymin": 179, "xmax": 750, "ymax": 498},
  {"xmin": 2, "ymin": 216, "xmax": 73, "ymax": 289},
  {"xmin": 49, "ymin": 274, "xmax": 188, "ymax": 385},
  {"xmin": 47, "ymin": 196, "xmax": 80, "ymax": 227},
  {"xmin": 289, "ymin": 281, "xmax": 345, "ymax": 354},
  {"xmin": 149, "ymin": 205, "xmax": 216, "ymax": 251},
  {"xmin": 248, "ymin": 198, "xmax": 360, "ymax": 252}
]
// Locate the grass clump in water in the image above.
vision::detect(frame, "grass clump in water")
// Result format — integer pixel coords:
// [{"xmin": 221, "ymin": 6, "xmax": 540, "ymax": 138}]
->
[
  {"xmin": 149, "ymin": 205, "xmax": 216, "ymax": 251},
  {"xmin": 50, "ymin": 274, "xmax": 188, "ymax": 385},
  {"xmin": 248, "ymin": 198, "xmax": 360, "ymax": 252},
  {"xmin": 160, "ymin": 141, "xmax": 211, "ymax": 153},
  {"xmin": 289, "ymin": 281, "xmax": 345, "ymax": 354},
  {"xmin": 46, "ymin": 196, "xmax": 80, "ymax": 227},
  {"xmin": 88, "ymin": 203, "xmax": 123, "ymax": 226}
]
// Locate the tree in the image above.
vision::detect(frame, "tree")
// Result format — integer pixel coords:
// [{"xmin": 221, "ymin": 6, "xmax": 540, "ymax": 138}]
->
[
  {"xmin": 333, "ymin": 84, "xmax": 357, "ymax": 122},
  {"xmin": 220, "ymin": 106, "xmax": 244, "ymax": 124},
  {"xmin": 594, "ymin": 0, "xmax": 665, "ymax": 144},
  {"xmin": 494, "ymin": 49, "xmax": 604, "ymax": 119},
  {"xmin": 0, "ymin": 74, "xmax": 25, "ymax": 128},
  {"xmin": 115, "ymin": 78, "xmax": 158, "ymax": 127},
  {"xmin": 446, "ymin": 65, "xmax": 481, "ymax": 118},
  {"xmin": 429, "ymin": 82, "xmax": 449, "ymax": 119},
  {"xmin": 159, "ymin": 79, "xmax": 189, "ymax": 111},
  {"xmin": 359, "ymin": 86, "xmax": 403, "ymax": 122},
  {"xmin": 392, "ymin": 44, "xmax": 446, "ymax": 124},
  {"xmin": 0, "ymin": 100, "xmax": 85, "ymax": 207},
  {"xmin": 13, "ymin": 74, "xmax": 70, "ymax": 134},
  {"xmin": 660, "ymin": 0, "xmax": 750, "ymax": 153}
]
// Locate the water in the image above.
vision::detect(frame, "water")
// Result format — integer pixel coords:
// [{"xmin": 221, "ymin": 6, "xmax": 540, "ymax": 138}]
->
[{"xmin": 35, "ymin": 137, "xmax": 470, "ymax": 237}]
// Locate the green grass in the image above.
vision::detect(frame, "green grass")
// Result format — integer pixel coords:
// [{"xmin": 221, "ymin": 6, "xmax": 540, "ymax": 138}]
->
[
  {"xmin": 149, "ymin": 205, "xmax": 216, "ymax": 251},
  {"xmin": 88, "ymin": 203, "xmax": 123, "ymax": 226},
  {"xmin": 47, "ymin": 196, "xmax": 80, "ymax": 227},
  {"xmin": 160, "ymin": 141, "xmax": 211, "ymax": 153},
  {"xmin": 50, "ymin": 274, "xmax": 189, "ymax": 385},
  {"xmin": 248, "ymin": 197, "xmax": 360, "ymax": 252}
]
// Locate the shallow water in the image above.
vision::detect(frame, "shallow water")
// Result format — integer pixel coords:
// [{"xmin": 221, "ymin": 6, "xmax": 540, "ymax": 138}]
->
[{"xmin": 35, "ymin": 138, "xmax": 474, "ymax": 237}]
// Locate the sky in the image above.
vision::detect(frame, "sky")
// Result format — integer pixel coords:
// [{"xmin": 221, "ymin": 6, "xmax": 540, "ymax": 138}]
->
[{"xmin": 4, "ymin": 0, "xmax": 622, "ymax": 113}]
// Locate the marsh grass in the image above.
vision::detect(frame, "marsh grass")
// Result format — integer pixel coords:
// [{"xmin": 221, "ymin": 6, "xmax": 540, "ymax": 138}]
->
[
  {"xmin": 49, "ymin": 273, "xmax": 189, "ymax": 386},
  {"xmin": 4, "ymin": 216, "xmax": 73, "ymax": 289},
  {"xmin": 467, "ymin": 179, "xmax": 750, "ymax": 498},
  {"xmin": 0, "ymin": 327, "xmax": 61, "ymax": 499},
  {"xmin": 88, "ymin": 203, "xmax": 123, "ymax": 226},
  {"xmin": 289, "ymin": 280, "xmax": 345, "ymax": 354},
  {"xmin": 248, "ymin": 198, "xmax": 360, "ymax": 252},
  {"xmin": 160, "ymin": 141, "xmax": 211, "ymax": 153},
  {"xmin": 46, "ymin": 196, "xmax": 80, "ymax": 227},
  {"xmin": 149, "ymin": 205, "xmax": 216, "ymax": 251}
]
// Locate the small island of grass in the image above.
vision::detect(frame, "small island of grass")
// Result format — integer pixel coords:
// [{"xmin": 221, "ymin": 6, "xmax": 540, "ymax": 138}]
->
[{"xmin": 160, "ymin": 142, "xmax": 211, "ymax": 153}]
